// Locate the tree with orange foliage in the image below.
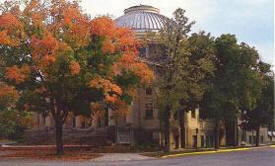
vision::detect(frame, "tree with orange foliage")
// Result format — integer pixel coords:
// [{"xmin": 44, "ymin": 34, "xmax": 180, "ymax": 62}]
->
[
  {"xmin": 0, "ymin": 82, "xmax": 33, "ymax": 140},
  {"xmin": 0, "ymin": 0, "xmax": 153, "ymax": 155}
]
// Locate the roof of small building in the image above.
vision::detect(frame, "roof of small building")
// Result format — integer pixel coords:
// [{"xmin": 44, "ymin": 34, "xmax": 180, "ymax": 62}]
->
[{"xmin": 115, "ymin": 5, "xmax": 169, "ymax": 33}]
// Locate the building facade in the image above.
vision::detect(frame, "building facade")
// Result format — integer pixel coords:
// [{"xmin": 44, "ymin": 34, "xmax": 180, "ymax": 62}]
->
[{"xmin": 33, "ymin": 5, "xmax": 271, "ymax": 150}]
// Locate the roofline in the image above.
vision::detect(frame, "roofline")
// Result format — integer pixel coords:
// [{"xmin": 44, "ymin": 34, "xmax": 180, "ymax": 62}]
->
[{"xmin": 124, "ymin": 4, "xmax": 160, "ymax": 14}]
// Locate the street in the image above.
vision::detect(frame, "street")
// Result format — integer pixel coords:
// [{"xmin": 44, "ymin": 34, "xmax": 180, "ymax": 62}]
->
[{"xmin": 0, "ymin": 147, "xmax": 274, "ymax": 166}]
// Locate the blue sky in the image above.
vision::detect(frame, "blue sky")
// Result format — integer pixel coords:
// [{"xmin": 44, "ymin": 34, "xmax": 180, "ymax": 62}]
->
[{"xmin": 80, "ymin": 0, "xmax": 274, "ymax": 67}]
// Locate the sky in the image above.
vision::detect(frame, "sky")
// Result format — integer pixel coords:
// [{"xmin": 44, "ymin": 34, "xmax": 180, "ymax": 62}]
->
[{"xmin": 80, "ymin": 0, "xmax": 274, "ymax": 68}]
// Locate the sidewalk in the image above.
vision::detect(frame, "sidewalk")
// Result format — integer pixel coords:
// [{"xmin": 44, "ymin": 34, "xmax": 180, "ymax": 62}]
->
[
  {"xmin": 0, "ymin": 141, "xmax": 17, "ymax": 146},
  {"xmin": 93, "ymin": 153, "xmax": 155, "ymax": 162}
]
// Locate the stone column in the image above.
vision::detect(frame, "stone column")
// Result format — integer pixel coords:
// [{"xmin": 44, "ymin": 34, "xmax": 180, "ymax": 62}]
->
[
  {"xmin": 75, "ymin": 115, "xmax": 83, "ymax": 128},
  {"xmin": 91, "ymin": 115, "xmax": 98, "ymax": 128},
  {"xmin": 108, "ymin": 108, "xmax": 116, "ymax": 126},
  {"xmin": 45, "ymin": 115, "xmax": 53, "ymax": 128},
  {"xmin": 39, "ymin": 114, "xmax": 45, "ymax": 129},
  {"xmin": 126, "ymin": 103, "xmax": 134, "ymax": 125}
]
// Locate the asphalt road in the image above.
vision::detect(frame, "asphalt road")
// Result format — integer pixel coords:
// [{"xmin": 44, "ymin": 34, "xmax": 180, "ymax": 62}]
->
[{"xmin": 0, "ymin": 147, "xmax": 274, "ymax": 166}]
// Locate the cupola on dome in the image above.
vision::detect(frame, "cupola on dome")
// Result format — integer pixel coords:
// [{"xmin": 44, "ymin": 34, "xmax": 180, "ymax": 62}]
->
[{"xmin": 115, "ymin": 5, "xmax": 169, "ymax": 33}]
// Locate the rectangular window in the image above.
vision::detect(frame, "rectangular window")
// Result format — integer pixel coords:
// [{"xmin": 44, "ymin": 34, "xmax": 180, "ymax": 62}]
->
[
  {"xmin": 261, "ymin": 135, "xmax": 264, "ymax": 143},
  {"xmin": 145, "ymin": 103, "xmax": 153, "ymax": 119},
  {"xmin": 146, "ymin": 87, "xmax": 152, "ymax": 95},
  {"xmin": 201, "ymin": 135, "xmax": 205, "ymax": 147},
  {"xmin": 193, "ymin": 135, "xmax": 197, "ymax": 148},
  {"xmin": 210, "ymin": 136, "xmax": 214, "ymax": 147},
  {"xmin": 249, "ymin": 136, "xmax": 252, "ymax": 144},
  {"xmin": 138, "ymin": 47, "xmax": 146, "ymax": 57},
  {"xmin": 191, "ymin": 110, "xmax": 196, "ymax": 119},
  {"xmin": 206, "ymin": 136, "xmax": 209, "ymax": 148}
]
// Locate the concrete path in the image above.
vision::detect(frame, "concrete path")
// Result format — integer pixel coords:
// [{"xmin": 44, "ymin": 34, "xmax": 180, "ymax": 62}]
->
[{"xmin": 93, "ymin": 153, "xmax": 155, "ymax": 162}]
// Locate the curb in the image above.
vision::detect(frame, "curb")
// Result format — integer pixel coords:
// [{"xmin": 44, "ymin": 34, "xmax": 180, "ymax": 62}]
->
[{"xmin": 161, "ymin": 145, "xmax": 274, "ymax": 158}]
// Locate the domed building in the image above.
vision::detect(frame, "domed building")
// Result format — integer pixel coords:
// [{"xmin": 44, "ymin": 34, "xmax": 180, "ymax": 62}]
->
[
  {"xmin": 31, "ymin": 5, "xmax": 220, "ymax": 150},
  {"xmin": 116, "ymin": 5, "xmax": 169, "ymax": 34}
]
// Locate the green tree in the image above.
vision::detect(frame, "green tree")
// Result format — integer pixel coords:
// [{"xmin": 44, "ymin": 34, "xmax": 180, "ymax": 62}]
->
[
  {"xmin": 150, "ymin": 8, "xmax": 215, "ymax": 151},
  {"xmin": 201, "ymin": 34, "xmax": 266, "ymax": 148},
  {"xmin": 241, "ymin": 62, "xmax": 274, "ymax": 146}
]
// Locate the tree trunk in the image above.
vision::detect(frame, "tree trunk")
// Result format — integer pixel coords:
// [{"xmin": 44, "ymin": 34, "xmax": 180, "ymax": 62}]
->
[
  {"xmin": 214, "ymin": 119, "xmax": 220, "ymax": 149},
  {"xmin": 179, "ymin": 110, "xmax": 185, "ymax": 148},
  {"xmin": 105, "ymin": 107, "xmax": 109, "ymax": 127},
  {"xmin": 55, "ymin": 119, "xmax": 64, "ymax": 155},
  {"xmin": 255, "ymin": 126, "xmax": 260, "ymax": 147},
  {"xmin": 164, "ymin": 105, "xmax": 171, "ymax": 152},
  {"xmin": 234, "ymin": 118, "xmax": 239, "ymax": 147}
]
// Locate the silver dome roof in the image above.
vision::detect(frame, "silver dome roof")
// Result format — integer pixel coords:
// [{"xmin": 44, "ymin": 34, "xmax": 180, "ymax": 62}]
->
[{"xmin": 115, "ymin": 5, "xmax": 169, "ymax": 32}]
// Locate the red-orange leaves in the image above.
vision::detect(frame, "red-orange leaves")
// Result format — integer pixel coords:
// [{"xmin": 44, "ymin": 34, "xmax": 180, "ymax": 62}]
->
[
  {"xmin": 0, "ymin": 30, "xmax": 13, "ymax": 45},
  {"xmin": 0, "ymin": 12, "xmax": 23, "ymax": 46},
  {"xmin": 61, "ymin": 6, "xmax": 90, "ymax": 49},
  {"xmin": 90, "ymin": 77, "xmax": 121, "ymax": 104},
  {"xmin": 70, "ymin": 61, "xmax": 80, "ymax": 75},
  {"xmin": 89, "ymin": 77, "xmax": 122, "ymax": 96},
  {"xmin": 115, "ymin": 27, "xmax": 139, "ymax": 53},
  {"xmin": 90, "ymin": 17, "xmax": 116, "ymax": 38},
  {"xmin": 131, "ymin": 63, "xmax": 155, "ymax": 84},
  {"xmin": 23, "ymin": 0, "xmax": 46, "ymax": 27},
  {"xmin": 90, "ymin": 17, "xmax": 139, "ymax": 54},
  {"xmin": 5, "ymin": 65, "xmax": 31, "ymax": 84},
  {"xmin": 0, "ymin": 83, "xmax": 19, "ymax": 106},
  {"xmin": 31, "ymin": 32, "xmax": 59, "ymax": 68},
  {"xmin": 62, "ymin": 6, "xmax": 82, "ymax": 25},
  {"xmin": 120, "ymin": 53, "xmax": 135, "ymax": 64},
  {"xmin": 31, "ymin": 32, "xmax": 59, "ymax": 58},
  {"xmin": 0, "ymin": 12, "xmax": 22, "ymax": 30},
  {"xmin": 102, "ymin": 38, "xmax": 115, "ymax": 54},
  {"xmin": 104, "ymin": 94, "xmax": 118, "ymax": 103}
]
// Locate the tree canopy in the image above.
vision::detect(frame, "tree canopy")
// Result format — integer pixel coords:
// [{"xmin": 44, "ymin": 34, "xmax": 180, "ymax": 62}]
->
[
  {"xmin": 149, "ymin": 8, "xmax": 216, "ymax": 151},
  {"xmin": 0, "ymin": 0, "xmax": 153, "ymax": 155}
]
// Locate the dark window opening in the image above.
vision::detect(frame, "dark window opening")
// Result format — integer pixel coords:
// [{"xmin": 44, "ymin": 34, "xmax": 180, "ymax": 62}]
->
[
  {"xmin": 145, "ymin": 103, "xmax": 153, "ymax": 119},
  {"xmin": 201, "ymin": 135, "xmax": 205, "ymax": 147},
  {"xmin": 210, "ymin": 136, "xmax": 214, "ymax": 147},
  {"xmin": 191, "ymin": 109, "xmax": 196, "ymax": 119},
  {"xmin": 173, "ymin": 112, "xmax": 178, "ymax": 120},
  {"xmin": 261, "ymin": 135, "xmax": 264, "ymax": 143},
  {"xmin": 43, "ymin": 116, "xmax": 46, "ymax": 125},
  {"xmin": 81, "ymin": 121, "xmax": 85, "ymax": 128},
  {"xmin": 138, "ymin": 47, "xmax": 146, "ymax": 57},
  {"xmin": 146, "ymin": 87, "xmax": 152, "ymax": 95},
  {"xmin": 192, "ymin": 135, "xmax": 197, "ymax": 148},
  {"xmin": 72, "ymin": 117, "xmax": 76, "ymax": 128}
]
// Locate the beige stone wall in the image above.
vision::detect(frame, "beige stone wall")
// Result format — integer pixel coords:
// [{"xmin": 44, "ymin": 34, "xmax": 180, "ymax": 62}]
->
[
  {"xmin": 130, "ymin": 88, "xmax": 160, "ymax": 129},
  {"xmin": 240, "ymin": 127, "xmax": 270, "ymax": 145}
]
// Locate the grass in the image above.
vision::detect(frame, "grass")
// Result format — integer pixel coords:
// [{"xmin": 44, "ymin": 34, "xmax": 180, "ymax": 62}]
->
[
  {"xmin": 0, "ymin": 139, "xmax": 14, "ymax": 143},
  {"xmin": 0, "ymin": 146, "xmax": 101, "ymax": 161}
]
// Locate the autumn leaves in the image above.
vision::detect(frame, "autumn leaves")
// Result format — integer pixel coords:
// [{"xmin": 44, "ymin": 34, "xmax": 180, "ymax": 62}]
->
[
  {"xmin": 0, "ymin": 0, "xmax": 154, "ymax": 118},
  {"xmin": 0, "ymin": 0, "xmax": 155, "ymax": 154}
]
